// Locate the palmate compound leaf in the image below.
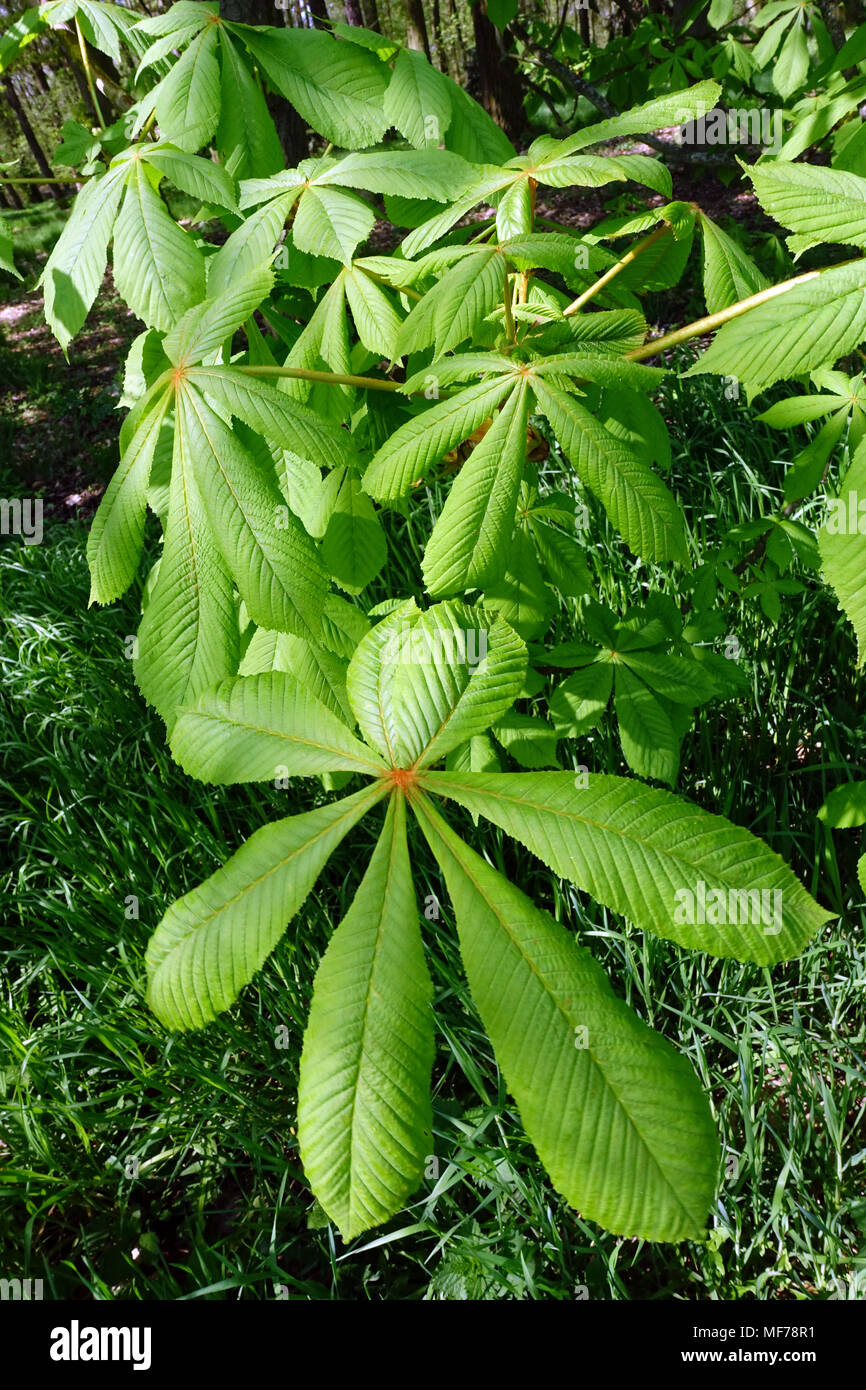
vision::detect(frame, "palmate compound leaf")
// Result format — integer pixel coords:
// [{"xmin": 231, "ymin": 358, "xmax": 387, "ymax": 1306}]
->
[
  {"xmin": 412, "ymin": 794, "xmax": 720, "ymax": 1242},
  {"xmin": 345, "ymin": 601, "xmax": 527, "ymax": 768},
  {"xmin": 418, "ymin": 772, "xmax": 832, "ymax": 965},
  {"xmin": 146, "ymin": 781, "xmax": 387, "ymax": 1031},
  {"xmin": 169, "ymin": 671, "xmax": 386, "ymax": 784},
  {"xmin": 298, "ymin": 795, "xmax": 435, "ymax": 1240},
  {"xmin": 422, "ymin": 380, "xmax": 529, "ymax": 597},
  {"xmin": 178, "ymin": 385, "xmax": 328, "ymax": 641},
  {"xmin": 532, "ymin": 377, "xmax": 689, "ymax": 565}
]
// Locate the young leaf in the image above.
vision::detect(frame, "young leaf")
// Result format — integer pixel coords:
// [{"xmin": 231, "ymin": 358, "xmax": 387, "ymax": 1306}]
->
[
  {"xmin": 146, "ymin": 783, "xmax": 385, "ymax": 1031},
  {"xmin": 298, "ymin": 795, "xmax": 435, "ymax": 1240},
  {"xmin": 413, "ymin": 796, "xmax": 720, "ymax": 1242}
]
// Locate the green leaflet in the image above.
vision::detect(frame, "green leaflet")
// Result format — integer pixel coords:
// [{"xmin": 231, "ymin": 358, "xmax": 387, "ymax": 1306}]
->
[
  {"xmin": 818, "ymin": 780, "xmax": 866, "ymax": 829},
  {"xmin": 87, "ymin": 387, "xmax": 171, "ymax": 604},
  {"xmin": 396, "ymin": 247, "xmax": 505, "ymax": 358},
  {"xmin": 146, "ymin": 782, "xmax": 386, "ymax": 1031},
  {"xmin": 239, "ymin": 626, "xmax": 355, "ymax": 726},
  {"xmin": 207, "ymin": 191, "xmax": 300, "ymax": 298},
  {"xmin": 134, "ymin": 403, "xmax": 238, "ymax": 727},
  {"xmin": 153, "ymin": 24, "xmax": 221, "ymax": 154},
  {"xmin": 140, "ymin": 142, "xmax": 237, "ymax": 213},
  {"xmin": 169, "ymin": 671, "xmax": 385, "ymax": 782},
  {"xmin": 41, "ymin": 165, "xmax": 126, "ymax": 352},
  {"xmin": 179, "ymin": 386, "xmax": 328, "ymax": 640},
  {"xmin": 420, "ymin": 772, "xmax": 832, "ymax": 964},
  {"xmin": 319, "ymin": 149, "xmax": 472, "ymax": 203},
  {"xmin": 532, "ymin": 377, "xmax": 688, "ymax": 565},
  {"xmin": 343, "ymin": 266, "xmax": 402, "ymax": 358},
  {"xmin": 423, "ymin": 381, "xmax": 529, "ymax": 596},
  {"xmin": 163, "ymin": 266, "xmax": 274, "ymax": 367},
  {"xmin": 413, "ymin": 795, "xmax": 720, "ymax": 1242},
  {"xmin": 113, "ymin": 162, "xmax": 206, "ymax": 331},
  {"xmin": 320, "ymin": 470, "xmax": 387, "ymax": 595},
  {"xmin": 298, "ymin": 796, "xmax": 435, "ymax": 1240},
  {"xmin": 484, "ymin": 524, "xmax": 554, "ymax": 641},
  {"xmin": 550, "ymin": 662, "xmax": 613, "ymax": 737},
  {"xmin": 819, "ymin": 446, "xmax": 866, "ymax": 665},
  {"xmin": 363, "ymin": 374, "xmax": 516, "ymax": 503},
  {"xmin": 345, "ymin": 601, "xmax": 526, "ymax": 769},
  {"xmin": 749, "ymin": 161, "xmax": 866, "ymax": 256},
  {"xmin": 216, "ymin": 31, "xmax": 284, "ymax": 181},
  {"xmin": 383, "ymin": 46, "xmax": 453, "ymax": 149},
  {"xmin": 554, "ymin": 81, "xmax": 721, "ymax": 154},
  {"xmin": 699, "ymin": 212, "xmax": 769, "ymax": 314},
  {"xmin": 292, "ymin": 185, "xmax": 375, "ymax": 266},
  {"xmin": 688, "ymin": 260, "xmax": 866, "ymax": 390},
  {"xmin": 236, "ymin": 26, "xmax": 389, "ymax": 151},
  {"xmin": 391, "ymin": 603, "xmax": 527, "ymax": 768},
  {"xmin": 186, "ymin": 366, "xmax": 359, "ymax": 472},
  {"xmin": 614, "ymin": 663, "xmax": 682, "ymax": 786}
]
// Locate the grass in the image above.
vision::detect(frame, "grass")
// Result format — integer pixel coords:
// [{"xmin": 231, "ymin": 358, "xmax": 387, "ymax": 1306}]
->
[{"xmin": 1, "ymin": 339, "xmax": 865, "ymax": 1301}]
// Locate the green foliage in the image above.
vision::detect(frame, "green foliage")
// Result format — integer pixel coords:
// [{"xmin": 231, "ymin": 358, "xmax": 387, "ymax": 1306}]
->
[{"xmin": 5, "ymin": 6, "xmax": 860, "ymax": 1250}]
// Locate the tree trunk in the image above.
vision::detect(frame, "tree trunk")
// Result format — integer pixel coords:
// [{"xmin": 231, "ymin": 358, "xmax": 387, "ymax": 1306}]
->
[
  {"xmin": 219, "ymin": 0, "xmax": 309, "ymax": 164},
  {"xmin": 306, "ymin": 0, "xmax": 330, "ymax": 25},
  {"xmin": 2, "ymin": 76, "xmax": 63, "ymax": 199},
  {"xmin": 406, "ymin": 0, "xmax": 431, "ymax": 58},
  {"xmin": 471, "ymin": 1, "xmax": 523, "ymax": 141},
  {"xmin": 361, "ymin": 0, "xmax": 380, "ymax": 30},
  {"xmin": 344, "ymin": 0, "xmax": 365, "ymax": 23}
]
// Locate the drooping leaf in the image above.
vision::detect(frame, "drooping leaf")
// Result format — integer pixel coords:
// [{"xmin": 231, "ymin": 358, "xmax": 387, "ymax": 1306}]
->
[{"xmin": 41, "ymin": 166, "xmax": 126, "ymax": 351}]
